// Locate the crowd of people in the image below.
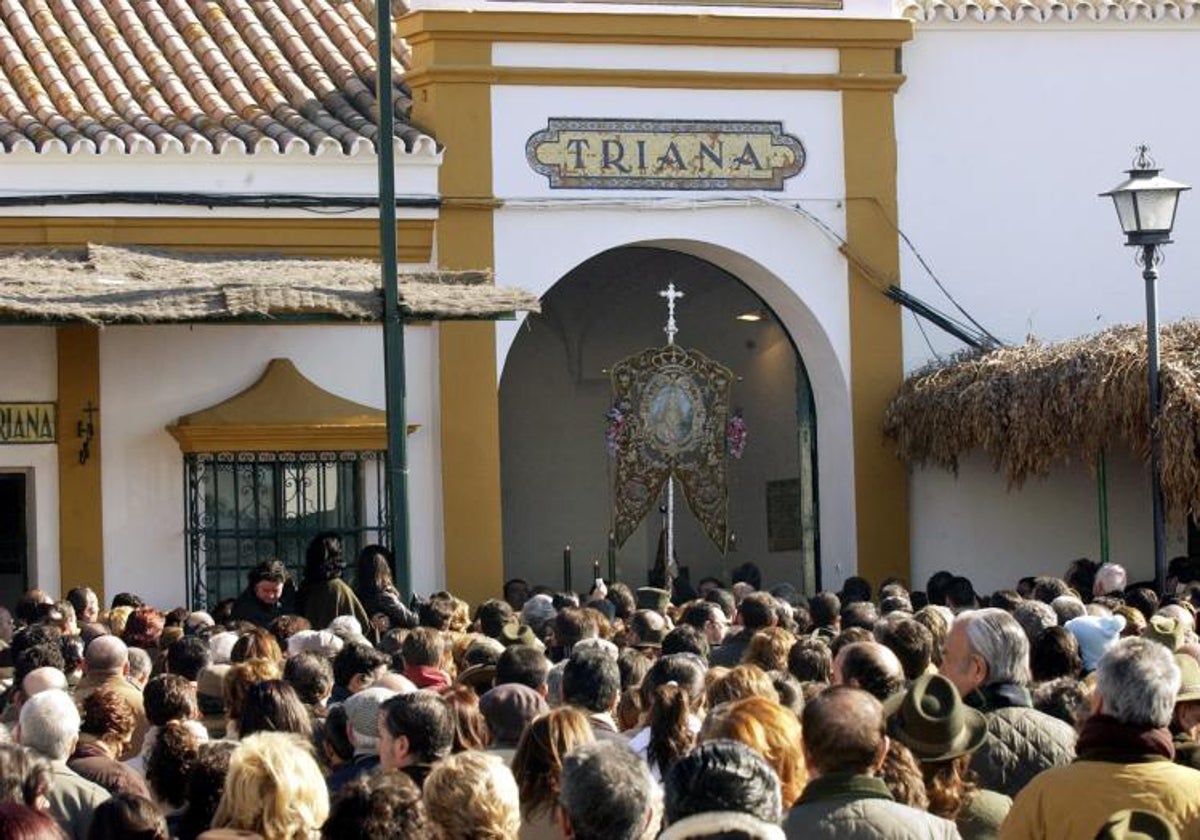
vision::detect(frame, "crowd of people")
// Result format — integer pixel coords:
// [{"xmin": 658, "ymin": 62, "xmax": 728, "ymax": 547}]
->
[{"xmin": 3, "ymin": 538, "xmax": 1200, "ymax": 839}]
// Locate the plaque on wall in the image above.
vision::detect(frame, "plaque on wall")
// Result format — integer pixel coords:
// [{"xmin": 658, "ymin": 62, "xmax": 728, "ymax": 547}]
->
[
  {"xmin": 0, "ymin": 403, "xmax": 56, "ymax": 444},
  {"xmin": 766, "ymin": 477, "xmax": 802, "ymax": 552},
  {"xmin": 526, "ymin": 118, "xmax": 806, "ymax": 191}
]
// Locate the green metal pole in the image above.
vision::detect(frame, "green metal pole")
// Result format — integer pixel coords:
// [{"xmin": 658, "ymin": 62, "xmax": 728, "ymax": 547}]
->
[
  {"xmin": 1097, "ymin": 449, "xmax": 1111, "ymax": 566},
  {"xmin": 376, "ymin": 0, "xmax": 411, "ymax": 594}
]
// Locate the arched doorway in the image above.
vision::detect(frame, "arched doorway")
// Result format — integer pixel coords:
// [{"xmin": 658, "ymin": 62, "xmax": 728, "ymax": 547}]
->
[{"xmin": 499, "ymin": 246, "xmax": 819, "ymax": 595}]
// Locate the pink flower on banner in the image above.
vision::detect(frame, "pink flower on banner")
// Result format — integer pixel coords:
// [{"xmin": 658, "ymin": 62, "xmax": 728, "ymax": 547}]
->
[
  {"xmin": 726, "ymin": 409, "xmax": 747, "ymax": 459},
  {"xmin": 605, "ymin": 402, "xmax": 627, "ymax": 458}
]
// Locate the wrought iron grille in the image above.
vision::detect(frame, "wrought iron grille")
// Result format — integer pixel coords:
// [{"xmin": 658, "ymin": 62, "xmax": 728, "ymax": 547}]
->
[{"xmin": 183, "ymin": 451, "xmax": 389, "ymax": 610}]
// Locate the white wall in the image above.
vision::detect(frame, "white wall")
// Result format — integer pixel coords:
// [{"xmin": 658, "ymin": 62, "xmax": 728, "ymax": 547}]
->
[
  {"xmin": 100, "ymin": 324, "xmax": 443, "ymax": 608},
  {"xmin": 898, "ymin": 20, "xmax": 1200, "ymax": 584},
  {"xmin": 897, "ymin": 23, "xmax": 1200, "ymax": 370},
  {"xmin": 0, "ymin": 328, "xmax": 59, "ymax": 595},
  {"xmin": 911, "ymin": 451, "xmax": 1185, "ymax": 595}
]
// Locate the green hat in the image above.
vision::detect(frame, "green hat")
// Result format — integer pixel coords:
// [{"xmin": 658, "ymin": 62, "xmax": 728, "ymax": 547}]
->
[
  {"xmin": 1176, "ymin": 654, "xmax": 1200, "ymax": 703},
  {"xmin": 1148, "ymin": 615, "xmax": 1187, "ymax": 653},
  {"xmin": 1095, "ymin": 810, "xmax": 1179, "ymax": 840},
  {"xmin": 636, "ymin": 587, "xmax": 671, "ymax": 614},
  {"xmin": 883, "ymin": 673, "xmax": 988, "ymax": 763}
]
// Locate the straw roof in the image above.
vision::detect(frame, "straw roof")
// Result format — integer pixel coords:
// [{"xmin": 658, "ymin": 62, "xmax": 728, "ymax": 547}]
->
[
  {"xmin": 884, "ymin": 319, "xmax": 1200, "ymax": 519},
  {"xmin": 0, "ymin": 245, "xmax": 539, "ymax": 324}
]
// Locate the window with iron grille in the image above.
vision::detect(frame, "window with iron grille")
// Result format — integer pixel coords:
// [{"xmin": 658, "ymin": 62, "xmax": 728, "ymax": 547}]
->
[{"xmin": 183, "ymin": 451, "xmax": 389, "ymax": 610}]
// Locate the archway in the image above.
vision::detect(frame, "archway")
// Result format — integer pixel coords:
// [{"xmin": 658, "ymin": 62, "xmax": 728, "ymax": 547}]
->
[{"xmin": 499, "ymin": 245, "xmax": 821, "ymax": 595}]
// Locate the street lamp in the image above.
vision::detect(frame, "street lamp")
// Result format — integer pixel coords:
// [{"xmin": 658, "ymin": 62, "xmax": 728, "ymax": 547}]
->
[{"xmin": 1101, "ymin": 146, "xmax": 1190, "ymax": 594}]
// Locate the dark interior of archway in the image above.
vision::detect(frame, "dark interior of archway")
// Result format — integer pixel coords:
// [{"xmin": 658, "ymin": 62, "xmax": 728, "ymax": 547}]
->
[{"xmin": 499, "ymin": 246, "xmax": 817, "ymax": 596}]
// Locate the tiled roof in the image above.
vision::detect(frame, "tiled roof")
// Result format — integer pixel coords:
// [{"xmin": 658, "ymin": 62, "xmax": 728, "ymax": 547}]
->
[
  {"xmin": 0, "ymin": 0, "xmax": 423, "ymax": 156},
  {"xmin": 898, "ymin": 0, "xmax": 1200, "ymax": 21}
]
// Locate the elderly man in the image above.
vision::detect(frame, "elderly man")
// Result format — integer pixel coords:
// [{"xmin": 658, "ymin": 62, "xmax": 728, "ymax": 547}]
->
[
  {"xmin": 941, "ymin": 608, "xmax": 1075, "ymax": 797},
  {"xmin": 18, "ymin": 690, "xmax": 110, "ymax": 840},
  {"xmin": 783, "ymin": 686, "xmax": 958, "ymax": 839},
  {"xmin": 558, "ymin": 740, "xmax": 658, "ymax": 840},
  {"xmin": 75, "ymin": 636, "xmax": 147, "ymax": 757},
  {"xmin": 1002, "ymin": 638, "xmax": 1200, "ymax": 839}
]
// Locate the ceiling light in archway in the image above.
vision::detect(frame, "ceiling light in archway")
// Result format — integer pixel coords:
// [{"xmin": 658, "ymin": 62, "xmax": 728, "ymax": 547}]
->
[{"xmin": 736, "ymin": 310, "xmax": 767, "ymax": 323}]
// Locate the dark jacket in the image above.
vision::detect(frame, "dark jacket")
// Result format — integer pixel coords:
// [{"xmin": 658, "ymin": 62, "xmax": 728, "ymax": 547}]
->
[
  {"xmin": 783, "ymin": 773, "xmax": 961, "ymax": 840},
  {"xmin": 230, "ymin": 585, "xmax": 294, "ymax": 628},
  {"xmin": 361, "ymin": 587, "xmax": 419, "ymax": 631},
  {"xmin": 297, "ymin": 577, "xmax": 371, "ymax": 631},
  {"xmin": 709, "ymin": 630, "xmax": 752, "ymax": 668},
  {"xmin": 965, "ymin": 683, "xmax": 1076, "ymax": 798},
  {"xmin": 68, "ymin": 740, "xmax": 151, "ymax": 799},
  {"xmin": 327, "ymin": 753, "xmax": 380, "ymax": 794}
]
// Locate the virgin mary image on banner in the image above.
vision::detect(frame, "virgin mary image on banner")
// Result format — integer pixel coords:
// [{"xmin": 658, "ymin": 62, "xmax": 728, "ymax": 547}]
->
[{"xmin": 609, "ymin": 343, "xmax": 734, "ymax": 553}]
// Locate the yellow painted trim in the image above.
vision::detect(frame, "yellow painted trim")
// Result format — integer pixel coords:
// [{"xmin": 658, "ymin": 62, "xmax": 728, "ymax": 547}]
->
[
  {"xmin": 399, "ymin": 11, "xmax": 913, "ymax": 48},
  {"xmin": 0, "ymin": 218, "xmax": 435, "ymax": 263},
  {"xmin": 166, "ymin": 358, "xmax": 419, "ymax": 453},
  {"xmin": 57, "ymin": 326, "xmax": 103, "ymax": 602},
  {"xmin": 841, "ymin": 45, "xmax": 910, "ymax": 587},
  {"xmin": 406, "ymin": 66, "xmax": 905, "ymax": 92},
  {"xmin": 166, "ymin": 424, "xmax": 419, "ymax": 453},
  {"xmin": 406, "ymin": 32, "xmax": 505, "ymax": 606}
]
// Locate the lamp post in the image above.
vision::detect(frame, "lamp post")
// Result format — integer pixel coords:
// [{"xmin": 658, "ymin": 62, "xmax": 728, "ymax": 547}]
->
[{"xmin": 1101, "ymin": 146, "xmax": 1190, "ymax": 594}]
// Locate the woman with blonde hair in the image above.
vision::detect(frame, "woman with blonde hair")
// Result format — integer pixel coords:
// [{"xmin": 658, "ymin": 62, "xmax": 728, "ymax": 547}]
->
[
  {"xmin": 424, "ymin": 751, "xmax": 521, "ymax": 840},
  {"xmin": 511, "ymin": 707, "xmax": 595, "ymax": 840},
  {"xmin": 210, "ymin": 732, "xmax": 329, "ymax": 840},
  {"xmin": 705, "ymin": 665, "xmax": 779, "ymax": 708},
  {"xmin": 701, "ymin": 696, "xmax": 807, "ymax": 807},
  {"xmin": 742, "ymin": 628, "xmax": 796, "ymax": 674}
]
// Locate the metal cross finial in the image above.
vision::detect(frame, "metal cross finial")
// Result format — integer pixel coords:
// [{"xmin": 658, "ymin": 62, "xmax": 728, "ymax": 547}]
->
[{"xmin": 659, "ymin": 283, "xmax": 684, "ymax": 345}]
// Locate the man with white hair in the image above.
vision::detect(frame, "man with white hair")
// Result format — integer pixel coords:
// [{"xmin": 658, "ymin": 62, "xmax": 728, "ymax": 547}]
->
[
  {"xmin": 941, "ymin": 608, "xmax": 1076, "ymax": 797},
  {"xmin": 75, "ymin": 635, "xmax": 147, "ymax": 757},
  {"xmin": 18, "ymin": 689, "xmax": 110, "ymax": 839},
  {"xmin": 1001, "ymin": 638, "xmax": 1200, "ymax": 839}
]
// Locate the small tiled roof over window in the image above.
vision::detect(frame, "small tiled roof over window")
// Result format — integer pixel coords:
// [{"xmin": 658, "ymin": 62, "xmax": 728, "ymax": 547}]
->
[{"xmin": 0, "ymin": 0, "xmax": 422, "ymax": 156}]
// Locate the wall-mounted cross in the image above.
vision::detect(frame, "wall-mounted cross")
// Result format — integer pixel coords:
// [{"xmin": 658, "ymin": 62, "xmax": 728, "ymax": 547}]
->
[{"xmin": 659, "ymin": 282, "xmax": 685, "ymax": 346}]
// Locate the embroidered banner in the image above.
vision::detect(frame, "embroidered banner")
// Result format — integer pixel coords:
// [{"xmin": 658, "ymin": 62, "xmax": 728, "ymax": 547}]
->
[
  {"xmin": 610, "ymin": 345, "xmax": 734, "ymax": 553},
  {"xmin": 527, "ymin": 118, "xmax": 806, "ymax": 191}
]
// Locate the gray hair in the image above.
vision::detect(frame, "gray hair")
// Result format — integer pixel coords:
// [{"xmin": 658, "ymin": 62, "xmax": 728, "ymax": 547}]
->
[
  {"xmin": 560, "ymin": 741, "xmax": 653, "ymax": 840},
  {"xmin": 127, "ymin": 647, "xmax": 152, "ymax": 681},
  {"xmin": 84, "ymin": 635, "xmax": 128, "ymax": 671},
  {"xmin": 1096, "ymin": 637, "xmax": 1180, "ymax": 727},
  {"xmin": 1012, "ymin": 601, "xmax": 1057, "ymax": 644},
  {"xmin": 18, "ymin": 690, "xmax": 79, "ymax": 760},
  {"xmin": 1051, "ymin": 596, "xmax": 1086, "ymax": 625},
  {"xmin": 957, "ymin": 608, "xmax": 1031, "ymax": 687}
]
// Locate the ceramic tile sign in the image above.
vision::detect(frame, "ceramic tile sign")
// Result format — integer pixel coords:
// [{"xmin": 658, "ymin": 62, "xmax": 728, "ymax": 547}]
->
[
  {"xmin": 526, "ymin": 118, "xmax": 806, "ymax": 190},
  {"xmin": 0, "ymin": 403, "xmax": 56, "ymax": 444}
]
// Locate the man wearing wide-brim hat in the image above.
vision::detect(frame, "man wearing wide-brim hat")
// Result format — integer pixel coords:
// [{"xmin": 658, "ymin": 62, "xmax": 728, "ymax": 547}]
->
[{"xmin": 884, "ymin": 673, "xmax": 1012, "ymax": 839}]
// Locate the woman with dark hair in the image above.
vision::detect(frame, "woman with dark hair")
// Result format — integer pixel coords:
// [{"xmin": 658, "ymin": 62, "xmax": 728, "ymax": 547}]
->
[
  {"xmin": 1030, "ymin": 626, "xmax": 1083, "ymax": 683},
  {"xmin": 175, "ymin": 741, "xmax": 237, "ymax": 840},
  {"xmin": 296, "ymin": 532, "xmax": 372, "ymax": 631},
  {"xmin": 144, "ymin": 721, "xmax": 200, "ymax": 825},
  {"xmin": 238, "ymin": 680, "xmax": 313, "ymax": 740},
  {"xmin": 86, "ymin": 794, "xmax": 168, "ymax": 840},
  {"xmin": 121, "ymin": 607, "xmax": 165, "ymax": 652},
  {"xmin": 440, "ymin": 684, "xmax": 491, "ymax": 753},
  {"xmin": 511, "ymin": 708, "xmax": 595, "ymax": 840},
  {"xmin": 354, "ymin": 545, "xmax": 418, "ymax": 633},
  {"xmin": 628, "ymin": 654, "xmax": 707, "ymax": 782}
]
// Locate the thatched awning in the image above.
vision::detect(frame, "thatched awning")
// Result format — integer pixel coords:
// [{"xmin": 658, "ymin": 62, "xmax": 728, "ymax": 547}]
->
[
  {"xmin": 0, "ymin": 245, "xmax": 540, "ymax": 324},
  {"xmin": 884, "ymin": 319, "xmax": 1200, "ymax": 519}
]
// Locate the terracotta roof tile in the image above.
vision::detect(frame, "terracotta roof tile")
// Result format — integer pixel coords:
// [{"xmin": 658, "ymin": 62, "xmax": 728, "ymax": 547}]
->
[{"xmin": 0, "ymin": 0, "xmax": 417, "ymax": 155}]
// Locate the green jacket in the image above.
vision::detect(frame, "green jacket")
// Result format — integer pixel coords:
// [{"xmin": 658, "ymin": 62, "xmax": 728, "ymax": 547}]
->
[
  {"xmin": 783, "ymin": 773, "xmax": 961, "ymax": 840},
  {"xmin": 297, "ymin": 577, "xmax": 371, "ymax": 631}
]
